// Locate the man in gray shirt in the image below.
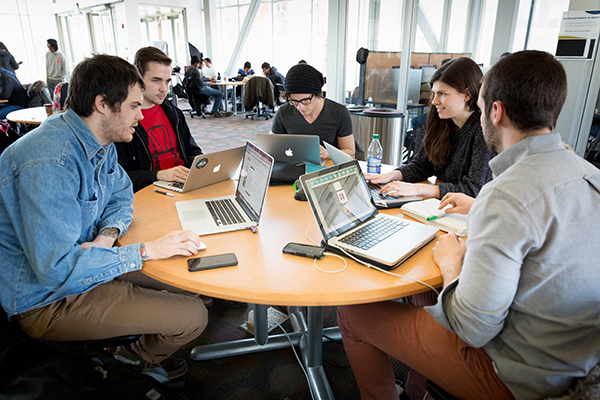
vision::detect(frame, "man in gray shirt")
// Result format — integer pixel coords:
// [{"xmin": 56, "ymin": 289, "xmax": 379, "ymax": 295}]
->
[
  {"xmin": 338, "ymin": 50, "xmax": 600, "ymax": 400},
  {"xmin": 46, "ymin": 39, "xmax": 67, "ymax": 96}
]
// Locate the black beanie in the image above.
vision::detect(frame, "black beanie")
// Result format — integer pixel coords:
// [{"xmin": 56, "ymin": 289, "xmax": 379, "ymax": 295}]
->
[{"xmin": 284, "ymin": 64, "xmax": 324, "ymax": 94}]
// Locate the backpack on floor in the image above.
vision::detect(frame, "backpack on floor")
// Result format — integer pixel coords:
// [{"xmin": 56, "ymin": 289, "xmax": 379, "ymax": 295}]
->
[{"xmin": 0, "ymin": 338, "xmax": 186, "ymax": 400}]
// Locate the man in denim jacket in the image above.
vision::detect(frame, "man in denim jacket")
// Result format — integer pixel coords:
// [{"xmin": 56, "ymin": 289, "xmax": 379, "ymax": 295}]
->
[{"xmin": 0, "ymin": 54, "xmax": 208, "ymax": 379}]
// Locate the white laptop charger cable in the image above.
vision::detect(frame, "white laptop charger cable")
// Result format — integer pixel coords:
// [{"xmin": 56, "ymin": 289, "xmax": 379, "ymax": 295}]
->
[{"xmin": 305, "ymin": 217, "xmax": 440, "ymax": 296}]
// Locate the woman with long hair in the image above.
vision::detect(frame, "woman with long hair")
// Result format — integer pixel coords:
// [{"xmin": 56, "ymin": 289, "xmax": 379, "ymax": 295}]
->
[
  {"xmin": 366, "ymin": 57, "xmax": 493, "ymax": 199},
  {"xmin": 0, "ymin": 42, "xmax": 19, "ymax": 74}
]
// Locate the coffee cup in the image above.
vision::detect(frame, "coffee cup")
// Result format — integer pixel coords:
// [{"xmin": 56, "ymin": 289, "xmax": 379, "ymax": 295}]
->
[{"xmin": 44, "ymin": 103, "xmax": 53, "ymax": 116}]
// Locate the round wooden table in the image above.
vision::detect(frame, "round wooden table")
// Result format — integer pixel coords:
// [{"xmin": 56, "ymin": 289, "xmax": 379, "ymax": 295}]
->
[{"xmin": 6, "ymin": 106, "xmax": 48, "ymax": 125}]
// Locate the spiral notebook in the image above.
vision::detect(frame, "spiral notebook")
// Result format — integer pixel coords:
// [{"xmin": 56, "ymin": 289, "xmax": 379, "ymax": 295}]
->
[{"xmin": 401, "ymin": 198, "xmax": 468, "ymax": 236}]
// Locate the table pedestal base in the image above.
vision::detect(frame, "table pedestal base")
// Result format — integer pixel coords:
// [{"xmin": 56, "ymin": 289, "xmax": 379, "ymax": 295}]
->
[{"xmin": 189, "ymin": 304, "xmax": 341, "ymax": 400}]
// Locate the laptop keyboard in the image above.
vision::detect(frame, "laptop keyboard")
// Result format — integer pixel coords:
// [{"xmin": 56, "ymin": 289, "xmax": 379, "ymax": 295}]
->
[
  {"xmin": 367, "ymin": 182, "xmax": 398, "ymax": 201},
  {"xmin": 206, "ymin": 198, "xmax": 246, "ymax": 226},
  {"xmin": 340, "ymin": 217, "xmax": 409, "ymax": 250},
  {"xmin": 171, "ymin": 181, "xmax": 184, "ymax": 189}
]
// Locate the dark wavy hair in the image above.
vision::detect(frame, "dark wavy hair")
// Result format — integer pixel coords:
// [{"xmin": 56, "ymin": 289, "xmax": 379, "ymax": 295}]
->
[
  {"xmin": 66, "ymin": 54, "xmax": 145, "ymax": 117},
  {"xmin": 423, "ymin": 57, "xmax": 483, "ymax": 165}
]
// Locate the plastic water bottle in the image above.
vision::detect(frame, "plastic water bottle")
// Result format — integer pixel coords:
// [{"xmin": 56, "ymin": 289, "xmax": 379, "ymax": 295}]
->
[{"xmin": 367, "ymin": 134, "xmax": 383, "ymax": 174}]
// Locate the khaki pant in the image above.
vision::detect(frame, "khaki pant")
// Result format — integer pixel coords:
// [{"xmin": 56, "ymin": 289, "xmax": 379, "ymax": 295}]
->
[
  {"xmin": 338, "ymin": 301, "xmax": 515, "ymax": 400},
  {"xmin": 15, "ymin": 271, "xmax": 208, "ymax": 364}
]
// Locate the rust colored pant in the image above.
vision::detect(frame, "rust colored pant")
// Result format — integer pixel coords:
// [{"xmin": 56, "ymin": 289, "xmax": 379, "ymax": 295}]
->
[{"xmin": 337, "ymin": 301, "xmax": 515, "ymax": 400}]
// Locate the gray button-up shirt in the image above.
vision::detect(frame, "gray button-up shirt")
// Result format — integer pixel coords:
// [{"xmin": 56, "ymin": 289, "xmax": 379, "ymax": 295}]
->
[{"xmin": 427, "ymin": 132, "xmax": 600, "ymax": 399}]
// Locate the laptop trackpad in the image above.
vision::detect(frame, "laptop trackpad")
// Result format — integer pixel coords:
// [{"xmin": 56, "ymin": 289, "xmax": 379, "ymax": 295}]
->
[{"xmin": 183, "ymin": 209, "xmax": 206, "ymax": 221}]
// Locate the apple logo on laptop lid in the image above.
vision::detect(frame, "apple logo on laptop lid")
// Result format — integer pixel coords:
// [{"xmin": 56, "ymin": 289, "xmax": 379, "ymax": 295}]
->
[
  {"xmin": 285, "ymin": 148, "xmax": 293, "ymax": 157},
  {"xmin": 213, "ymin": 164, "xmax": 221, "ymax": 173}
]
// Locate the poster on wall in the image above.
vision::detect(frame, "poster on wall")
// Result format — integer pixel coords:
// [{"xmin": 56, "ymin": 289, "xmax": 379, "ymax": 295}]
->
[{"xmin": 556, "ymin": 10, "xmax": 600, "ymax": 59}]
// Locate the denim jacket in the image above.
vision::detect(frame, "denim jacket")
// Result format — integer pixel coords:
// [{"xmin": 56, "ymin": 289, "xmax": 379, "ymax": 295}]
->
[{"xmin": 0, "ymin": 109, "xmax": 143, "ymax": 317}]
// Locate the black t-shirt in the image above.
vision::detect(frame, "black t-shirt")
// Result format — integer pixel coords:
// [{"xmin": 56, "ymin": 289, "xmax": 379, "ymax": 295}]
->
[{"xmin": 270, "ymin": 98, "xmax": 353, "ymax": 148}]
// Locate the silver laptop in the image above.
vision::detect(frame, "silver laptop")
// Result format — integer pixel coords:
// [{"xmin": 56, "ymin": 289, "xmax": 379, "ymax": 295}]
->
[
  {"xmin": 175, "ymin": 142, "xmax": 274, "ymax": 236},
  {"xmin": 154, "ymin": 146, "xmax": 245, "ymax": 193},
  {"xmin": 299, "ymin": 160, "xmax": 438, "ymax": 268},
  {"xmin": 256, "ymin": 133, "xmax": 320, "ymax": 165},
  {"xmin": 323, "ymin": 142, "xmax": 422, "ymax": 209}
]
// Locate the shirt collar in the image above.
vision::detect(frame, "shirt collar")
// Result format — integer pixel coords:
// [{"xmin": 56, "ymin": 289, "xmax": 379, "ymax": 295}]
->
[
  {"xmin": 489, "ymin": 132, "xmax": 564, "ymax": 177},
  {"xmin": 62, "ymin": 109, "xmax": 108, "ymax": 160}
]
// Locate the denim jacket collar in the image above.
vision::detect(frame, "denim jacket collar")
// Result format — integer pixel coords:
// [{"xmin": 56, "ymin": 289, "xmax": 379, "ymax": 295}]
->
[{"xmin": 62, "ymin": 109, "xmax": 108, "ymax": 161}]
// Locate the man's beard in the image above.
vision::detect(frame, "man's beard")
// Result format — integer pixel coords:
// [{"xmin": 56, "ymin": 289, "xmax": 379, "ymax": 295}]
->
[{"xmin": 483, "ymin": 114, "xmax": 501, "ymax": 155}]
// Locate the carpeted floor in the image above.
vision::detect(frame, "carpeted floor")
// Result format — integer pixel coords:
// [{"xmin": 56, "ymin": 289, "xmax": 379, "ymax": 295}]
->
[
  {"xmin": 179, "ymin": 98, "xmax": 273, "ymax": 154},
  {"xmin": 173, "ymin": 103, "xmax": 410, "ymax": 399},
  {"xmin": 173, "ymin": 303, "xmax": 409, "ymax": 400}
]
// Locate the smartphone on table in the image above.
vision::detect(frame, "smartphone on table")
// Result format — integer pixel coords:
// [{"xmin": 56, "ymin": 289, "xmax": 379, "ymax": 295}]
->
[
  {"xmin": 188, "ymin": 253, "xmax": 238, "ymax": 272},
  {"xmin": 282, "ymin": 242, "xmax": 325, "ymax": 259}
]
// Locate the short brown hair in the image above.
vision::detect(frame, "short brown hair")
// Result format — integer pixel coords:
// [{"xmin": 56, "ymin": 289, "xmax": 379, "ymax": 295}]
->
[
  {"xmin": 482, "ymin": 50, "xmax": 567, "ymax": 133},
  {"xmin": 66, "ymin": 54, "xmax": 145, "ymax": 117},
  {"xmin": 134, "ymin": 46, "xmax": 172, "ymax": 77},
  {"xmin": 423, "ymin": 57, "xmax": 483, "ymax": 164}
]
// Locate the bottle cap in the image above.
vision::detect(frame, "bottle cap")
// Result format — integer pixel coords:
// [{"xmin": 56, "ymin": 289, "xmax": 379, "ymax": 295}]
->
[{"xmin": 373, "ymin": 134, "xmax": 380, "ymax": 139}]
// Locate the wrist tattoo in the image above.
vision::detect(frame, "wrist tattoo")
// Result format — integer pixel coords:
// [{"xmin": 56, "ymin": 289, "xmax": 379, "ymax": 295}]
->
[
  {"xmin": 99, "ymin": 227, "xmax": 119, "ymax": 240},
  {"xmin": 140, "ymin": 243, "xmax": 149, "ymax": 261}
]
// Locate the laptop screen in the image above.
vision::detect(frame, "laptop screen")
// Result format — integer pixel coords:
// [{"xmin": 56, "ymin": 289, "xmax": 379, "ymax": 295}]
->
[
  {"xmin": 300, "ymin": 161, "xmax": 377, "ymax": 241},
  {"xmin": 236, "ymin": 142, "xmax": 274, "ymax": 223}
]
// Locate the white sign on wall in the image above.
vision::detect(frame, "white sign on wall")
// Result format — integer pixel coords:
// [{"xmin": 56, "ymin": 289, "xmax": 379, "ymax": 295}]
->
[{"xmin": 556, "ymin": 10, "xmax": 600, "ymax": 59}]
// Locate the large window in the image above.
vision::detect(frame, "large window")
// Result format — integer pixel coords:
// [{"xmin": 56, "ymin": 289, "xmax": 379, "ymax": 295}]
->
[
  {"xmin": 216, "ymin": 0, "xmax": 328, "ymax": 80},
  {"xmin": 475, "ymin": 0, "xmax": 498, "ymax": 66},
  {"xmin": 139, "ymin": 6, "xmax": 188, "ymax": 69},
  {"xmin": 525, "ymin": 0, "xmax": 570, "ymax": 53}
]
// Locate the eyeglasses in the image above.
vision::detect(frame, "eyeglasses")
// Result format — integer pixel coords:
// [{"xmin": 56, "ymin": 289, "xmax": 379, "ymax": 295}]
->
[{"xmin": 287, "ymin": 94, "xmax": 314, "ymax": 107}]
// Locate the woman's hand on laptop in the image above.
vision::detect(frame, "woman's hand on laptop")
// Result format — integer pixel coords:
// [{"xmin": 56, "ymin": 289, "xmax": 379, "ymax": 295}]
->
[
  {"xmin": 364, "ymin": 170, "xmax": 403, "ymax": 184},
  {"xmin": 157, "ymin": 166, "xmax": 190, "ymax": 183},
  {"xmin": 140, "ymin": 230, "xmax": 203, "ymax": 260}
]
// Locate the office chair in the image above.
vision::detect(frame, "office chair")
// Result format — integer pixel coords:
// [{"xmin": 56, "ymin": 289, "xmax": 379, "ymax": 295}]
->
[
  {"xmin": 244, "ymin": 76, "xmax": 276, "ymax": 121},
  {"xmin": 182, "ymin": 76, "xmax": 209, "ymax": 119}
]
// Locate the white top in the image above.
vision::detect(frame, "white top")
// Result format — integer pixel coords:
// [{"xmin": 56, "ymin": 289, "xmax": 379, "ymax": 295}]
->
[{"xmin": 203, "ymin": 65, "xmax": 217, "ymax": 80}]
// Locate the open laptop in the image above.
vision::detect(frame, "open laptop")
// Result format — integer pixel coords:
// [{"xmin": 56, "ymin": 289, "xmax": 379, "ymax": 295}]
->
[
  {"xmin": 175, "ymin": 142, "xmax": 274, "ymax": 236},
  {"xmin": 256, "ymin": 133, "xmax": 321, "ymax": 165},
  {"xmin": 299, "ymin": 160, "xmax": 438, "ymax": 268},
  {"xmin": 154, "ymin": 146, "xmax": 245, "ymax": 193},
  {"xmin": 323, "ymin": 142, "xmax": 422, "ymax": 209}
]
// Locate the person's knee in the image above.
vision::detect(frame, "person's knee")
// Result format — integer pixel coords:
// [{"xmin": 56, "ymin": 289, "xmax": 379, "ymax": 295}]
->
[{"xmin": 185, "ymin": 298, "xmax": 208, "ymax": 339}]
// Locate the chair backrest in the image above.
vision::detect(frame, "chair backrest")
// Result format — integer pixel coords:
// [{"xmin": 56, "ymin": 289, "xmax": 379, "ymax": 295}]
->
[
  {"xmin": 243, "ymin": 76, "xmax": 275, "ymax": 109},
  {"xmin": 183, "ymin": 75, "xmax": 210, "ymax": 106}
]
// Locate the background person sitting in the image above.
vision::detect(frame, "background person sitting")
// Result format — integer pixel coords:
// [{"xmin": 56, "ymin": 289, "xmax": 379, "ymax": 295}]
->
[
  {"xmin": 0, "ymin": 42, "xmax": 19, "ymax": 75},
  {"xmin": 0, "ymin": 70, "xmax": 28, "ymax": 119},
  {"xmin": 185, "ymin": 56, "xmax": 225, "ymax": 116},
  {"xmin": 270, "ymin": 63, "xmax": 355, "ymax": 160},
  {"xmin": 237, "ymin": 61, "xmax": 254, "ymax": 77},
  {"xmin": 261, "ymin": 62, "xmax": 285, "ymax": 102}
]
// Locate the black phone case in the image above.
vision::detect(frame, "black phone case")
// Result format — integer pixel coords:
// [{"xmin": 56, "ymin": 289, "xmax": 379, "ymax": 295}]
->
[
  {"xmin": 282, "ymin": 243, "xmax": 325, "ymax": 259},
  {"xmin": 188, "ymin": 254, "xmax": 238, "ymax": 271}
]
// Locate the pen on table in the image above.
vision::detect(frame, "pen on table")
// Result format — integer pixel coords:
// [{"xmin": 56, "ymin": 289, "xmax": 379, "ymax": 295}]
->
[
  {"xmin": 426, "ymin": 213, "xmax": 446, "ymax": 221},
  {"xmin": 153, "ymin": 189, "xmax": 174, "ymax": 197}
]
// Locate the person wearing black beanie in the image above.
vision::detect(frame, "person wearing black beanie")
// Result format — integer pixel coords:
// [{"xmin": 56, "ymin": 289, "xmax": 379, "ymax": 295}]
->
[{"xmin": 269, "ymin": 63, "xmax": 356, "ymax": 160}]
